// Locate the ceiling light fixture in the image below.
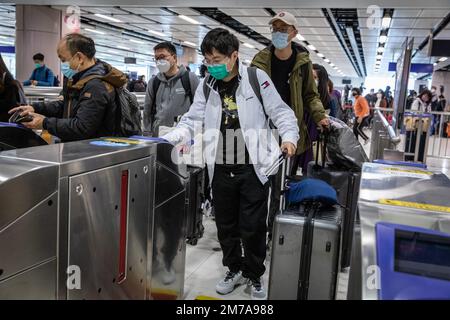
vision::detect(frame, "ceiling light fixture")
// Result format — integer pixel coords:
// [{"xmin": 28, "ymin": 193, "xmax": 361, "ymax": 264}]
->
[
  {"xmin": 381, "ymin": 16, "xmax": 392, "ymax": 29},
  {"xmin": 438, "ymin": 57, "xmax": 448, "ymax": 62},
  {"xmin": 183, "ymin": 41, "xmax": 197, "ymax": 47},
  {"xmin": 94, "ymin": 13, "xmax": 123, "ymax": 23},
  {"xmin": 379, "ymin": 35, "xmax": 388, "ymax": 44},
  {"xmin": 84, "ymin": 28, "xmax": 105, "ymax": 35},
  {"xmin": 243, "ymin": 42, "xmax": 255, "ymax": 49},
  {"xmin": 317, "ymin": 53, "xmax": 324, "ymax": 58},
  {"xmin": 307, "ymin": 44, "xmax": 316, "ymax": 51},
  {"xmin": 148, "ymin": 30, "xmax": 166, "ymax": 37},
  {"xmin": 179, "ymin": 15, "xmax": 201, "ymax": 25},
  {"xmin": 130, "ymin": 39, "xmax": 145, "ymax": 44},
  {"xmin": 324, "ymin": 58, "xmax": 330, "ymax": 63}
]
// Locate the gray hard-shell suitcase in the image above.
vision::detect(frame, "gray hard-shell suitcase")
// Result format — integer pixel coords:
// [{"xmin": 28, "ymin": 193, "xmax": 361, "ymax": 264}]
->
[{"xmin": 268, "ymin": 205, "xmax": 342, "ymax": 300}]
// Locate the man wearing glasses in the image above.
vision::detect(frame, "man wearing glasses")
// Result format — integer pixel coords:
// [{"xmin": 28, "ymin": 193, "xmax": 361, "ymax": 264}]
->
[
  {"xmin": 163, "ymin": 28, "xmax": 299, "ymax": 300},
  {"xmin": 143, "ymin": 41, "xmax": 199, "ymax": 136},
  {"xmin": 252, "ymin": 11, "xmax": 329, "ymax": 242}
]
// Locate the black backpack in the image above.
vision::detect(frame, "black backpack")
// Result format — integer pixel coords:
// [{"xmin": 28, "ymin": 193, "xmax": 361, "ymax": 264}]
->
[
  {"xmin": 150, "ymin": 71, "xmax": 193, "ymax": 120},
  {"xmin": 114, "ymin": 87, "xmax": 143, "ymax": 136},
  {"xmin": 74, "ymin": 74, "xmax": 142, "ymax": 137}
]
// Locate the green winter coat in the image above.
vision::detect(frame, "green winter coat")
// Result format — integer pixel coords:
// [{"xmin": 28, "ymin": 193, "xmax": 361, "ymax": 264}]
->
[{"xmin": 252, "ymin": 43, "xmax": 326, "ymax": 154}]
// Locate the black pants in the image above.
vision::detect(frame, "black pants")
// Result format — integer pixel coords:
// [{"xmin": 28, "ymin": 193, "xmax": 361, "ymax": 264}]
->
[
  {"xmin": 353, "ymin": 116, "xmax": 369, "ymax": 141},
  {"xmin": 212, "ymin": 164, "xmax": 269, "ymax": 281}
]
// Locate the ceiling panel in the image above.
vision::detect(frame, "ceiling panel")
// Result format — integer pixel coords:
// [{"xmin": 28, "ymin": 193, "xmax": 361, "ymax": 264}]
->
[
  {"xmin": 220, "ymin": 8, "xmax": 271, "ymax": 17},
  {"xmin": 413, "ymin": 18, "xmax": 442, "ymax": 29},
  {"xmin": 299, "ymin": 27, "xmax": 335, "ymax": 36},
  {"xmin": 420, "ymin": 9, "xmax": 449, "ymax": 18},
  {"xmin": 272, "ymin": 9, "xmax": 324, "ymax": 17},
  {"xmin": 81, "ymin": 6, "xmax": 125, "ymax": 14},
  {"xmin": 393, "ymin": 9, "xmax": 422, "ymax": 18},
  {"xmin": 168, "ymin": 8, "xmax": 202, "ymax": 16},
  {"xmin": 390, "ymin": 18, "xmax": 416, "ymax": 28},
  {"xmin": 298, "ymin": 17, "xmax": 330, "ymax": 27},
  {"xmin": 119, "ymin": 7, "xmax": 172, "ymax": 15},
  {"xmin": 232, "ymin": 16, "xmax": 271, "ymax": 26}
]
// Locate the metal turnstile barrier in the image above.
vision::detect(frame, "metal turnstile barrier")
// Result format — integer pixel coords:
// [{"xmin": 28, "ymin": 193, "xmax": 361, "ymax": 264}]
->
[{"xmin": 0, "ymin": 137, "xmax": 189, "ymax": 300}]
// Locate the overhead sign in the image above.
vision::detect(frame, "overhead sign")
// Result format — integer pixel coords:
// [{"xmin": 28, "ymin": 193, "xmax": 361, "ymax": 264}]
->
[
  {"xmin": 388, "ymin": 62, "xmax": 434, "ymax": 73},
  {"xmin": 0, "ymin": 46, "xmax": 15, "ymax": 54},
  {"xmin": 124, "ymin": 57, "xmax": 137, "ymax": 64}
]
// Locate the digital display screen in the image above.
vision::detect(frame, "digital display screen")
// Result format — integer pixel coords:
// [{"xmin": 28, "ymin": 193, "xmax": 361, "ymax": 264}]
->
[{"xmin": 395, "ymin": 230, "xmax": 450, "ymax": 281}]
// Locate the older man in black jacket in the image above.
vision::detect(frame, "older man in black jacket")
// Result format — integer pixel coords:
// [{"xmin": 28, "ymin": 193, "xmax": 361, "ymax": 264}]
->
[{"xmin": 9, "ymin": 33, "xmax": 126, "ymax": 142}]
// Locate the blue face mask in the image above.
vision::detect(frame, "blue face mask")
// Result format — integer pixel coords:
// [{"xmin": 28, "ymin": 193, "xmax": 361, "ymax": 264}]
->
[
  {"xmin": 61, "ymin": 61, "xmax": 77, "ymax": 79},
  {"xmin": 272, "ymin": 32, "xmax": 290, "ymax": 49}
]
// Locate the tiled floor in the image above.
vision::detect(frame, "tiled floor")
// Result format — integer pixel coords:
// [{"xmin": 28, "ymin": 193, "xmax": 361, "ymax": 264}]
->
[{"xmin": 184, "ymin": 217, "xmax": 271, "ymax": 300}]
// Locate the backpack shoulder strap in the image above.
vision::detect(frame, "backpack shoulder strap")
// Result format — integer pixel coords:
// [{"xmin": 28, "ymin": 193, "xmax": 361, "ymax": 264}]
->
[
  {"xmin": 151, "ymin": 76, "xmax": 161, "ymax": 116},
  {"xmin": 247, "ymin": 66, "xmax": 263, "ymax": 107},
  {"xmin": 203, "ymin": 75, "xmax": 212, "ymax": 103},
  {"xmin": 180, "ymin": 71, "xmax": 193, "ymax": 104},
  {"xmin": 247, "ymin": 66, "xmax": 270, "ymax": 119}
]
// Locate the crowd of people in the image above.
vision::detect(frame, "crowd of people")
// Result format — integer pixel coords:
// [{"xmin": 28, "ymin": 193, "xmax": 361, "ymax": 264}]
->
[{"xmin": 1, "ymin": 9, "xmax": 449, "ymax": 300}]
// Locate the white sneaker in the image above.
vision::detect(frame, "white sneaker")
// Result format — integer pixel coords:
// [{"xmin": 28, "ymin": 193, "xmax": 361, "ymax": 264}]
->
[
  {"xmin": 216, "ymin": 270, "xmax": 245, "ymax": 295},
  {"xmin": 249, "ymin": 278, "xmax": 267, "ymax": 300}
]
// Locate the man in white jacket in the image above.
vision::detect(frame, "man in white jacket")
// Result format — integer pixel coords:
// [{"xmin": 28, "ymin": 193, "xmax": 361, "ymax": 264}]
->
[{"xmin": 162, "ymin": 28, "xmax": 299, "ymax": 300}]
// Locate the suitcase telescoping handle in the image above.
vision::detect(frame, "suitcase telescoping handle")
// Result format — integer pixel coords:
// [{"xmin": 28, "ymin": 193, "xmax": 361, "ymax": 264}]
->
[
  {"xmin": 262, "ymin": 152, "xmax": 290, "ymax": 211},
  {"xmin": 314, "ymin": 129, "xmax": 329, "ymax": 169}
]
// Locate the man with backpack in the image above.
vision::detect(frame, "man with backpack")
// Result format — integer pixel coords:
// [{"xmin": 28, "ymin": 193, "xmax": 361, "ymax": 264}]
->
[
  {"xmin": 23, "ymin": 53, "xmax": 59, "ymax": 87},
  {"xmin": 162, "ymin": 28, "xmax": 299, "ymax": 300},
  {"xmin": 143, "ymin": 41, "xmax": 199, "ymax": 136},
  {"xmin": 251, "ymin": 11, "xmax": 328, "ymax": 244},
  {"xmin": 9, "ymin": 33, "xmax": 138, "ymax": 142}
]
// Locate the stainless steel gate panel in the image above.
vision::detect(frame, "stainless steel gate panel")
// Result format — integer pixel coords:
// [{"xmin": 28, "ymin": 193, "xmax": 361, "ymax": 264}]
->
[
  {"xmin": 0, "ymin": 192, "xmax": 58, "ymax": 282},
  {"xmin": 0, "ymin": 157, "xmax": 58, "ymax": 229},
  {"xmin": 67, "ymin": 157, "xmax": 152, "ymax": 300},
  {"xmin": 151, "ymin": 190, "xmax": 187, "ymax": 300},
  {"xmin": 0, "ymin": 259, "xmax": 57, "ymax": 299}
]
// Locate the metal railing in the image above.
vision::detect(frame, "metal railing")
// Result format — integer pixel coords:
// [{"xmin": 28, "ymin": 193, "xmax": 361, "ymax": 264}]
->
[
  {"xmin": 403, "ymin": 110, "xmax": 450, "ymax": 163},
  {"xmin": 369, "ymin": 107, "xmax": 401, "ymax": 161},
  {"xmin": 369, "ymin": 106, "xmax": 450, "ymax": 165},
  {"xmin": 23, "ymin": 86, "xmax": 147, "ymax": 109}
]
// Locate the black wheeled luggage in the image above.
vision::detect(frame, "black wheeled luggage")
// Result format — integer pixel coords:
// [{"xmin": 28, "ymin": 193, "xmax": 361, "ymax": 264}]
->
[
  {"xmin": 307, "ymin": 130, "xmax": 361, "ymax": 270},
  {"xmin": 307, "ymin": 162, "xmax": 360, "ymax": 269},
  {"xmin": 185, "ymin": 166, "xmax": 205, "ymax": 245}
]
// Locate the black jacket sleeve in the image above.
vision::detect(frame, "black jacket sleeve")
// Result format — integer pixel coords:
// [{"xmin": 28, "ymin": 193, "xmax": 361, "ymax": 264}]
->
[
  {"xmin": 33, "ymin": 100, "xmax": 64, "ymax": 118},
  {"xmin": 43, "ymin": 80, "xmax": 111, "ymax": 141}
]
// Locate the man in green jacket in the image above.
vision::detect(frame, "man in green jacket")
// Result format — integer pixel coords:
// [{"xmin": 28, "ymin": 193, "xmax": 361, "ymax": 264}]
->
[{"xmin": 252, "ymin": 11, "xmax": 329, "ymax": 239}]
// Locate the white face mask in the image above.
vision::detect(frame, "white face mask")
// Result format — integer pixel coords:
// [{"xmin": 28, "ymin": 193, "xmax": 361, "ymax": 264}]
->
[
  {"xmin": 376, "ymin": 93, "xmax": 382, "ymax": 99},
  {"xmin": 156, "ymin": 59, "xmax": 171, "ymax": 73},
  {"xmin": 314, "ymin": 79, "xmax": 319, "ymax": 87}
]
